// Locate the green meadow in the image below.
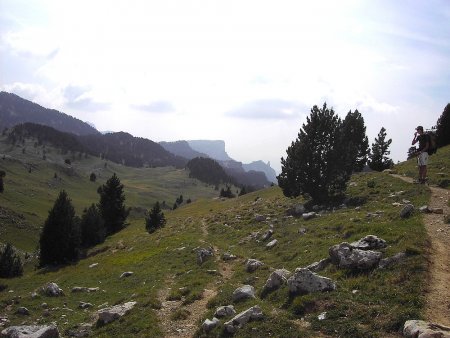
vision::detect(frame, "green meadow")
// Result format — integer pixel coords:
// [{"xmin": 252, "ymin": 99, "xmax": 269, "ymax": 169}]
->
[{"xmin": 1, "ymin": 137, "xmax": 447, "ymax": 337}]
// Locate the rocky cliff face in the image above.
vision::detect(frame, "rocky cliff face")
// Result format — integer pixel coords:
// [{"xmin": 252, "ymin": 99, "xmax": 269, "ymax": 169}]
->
[
  {"xmin": 243, "ymin": 161, "xmax": 277, "ymax": 183},
  {"xmin": 187, "ymin": 140, "xmax": 232, "ymax": 161}
]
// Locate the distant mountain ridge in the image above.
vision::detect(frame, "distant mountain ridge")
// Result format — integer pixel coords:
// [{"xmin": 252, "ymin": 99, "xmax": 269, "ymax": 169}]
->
[
  {"xmin": 0, "ymin": 91, "xmax": 99, "ymax": 136},
  {"xmin": 159, "ymin": 141, "xmax": 209, "ymax": 160},
  {"xmin": 243, "ymin": 161, "xmax": 277, "ymax": 183},
  {"xmin": 187, "ymin": 140, "xmax": 232, "ymax": 161}
]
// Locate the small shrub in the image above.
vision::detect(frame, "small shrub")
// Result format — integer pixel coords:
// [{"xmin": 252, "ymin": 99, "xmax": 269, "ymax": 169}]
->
[
  {"xmin": 367, "ymin": 179, "xmax": 376, "ymax": 188},
  {"xmin": 290, "ymin": 294, "xmax": 317, "ymax": 316},
  {"xmin": 170, "ymin": 308, "xmax": 190, "ymax": 321},
  {"xmin": 90, "ymin": 172, "xmax": 97, "ymax": 182},
  {"xmin": 0, "ymin": 243, "xmax": 23, "ymax": 278},
  {"xmin": 438, "ymin": 179, "xmax": 450, "ymax": 188},
  {"xmin": 64, "ymin": 158, "xmax": 71, "ymax": 165},
  {"xmin": 145, "ymin": 202, "xmax": 166, "ymax": 233},
  {"xmin": 405, "ymin": 246, "xmax": 422, "ymax": 256}
]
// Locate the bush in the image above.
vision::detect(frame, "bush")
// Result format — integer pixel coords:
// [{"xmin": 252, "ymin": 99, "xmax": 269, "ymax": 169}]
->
[{"xmin": 89, "ymin": 172, "xmax": 96, "ymax": 182}]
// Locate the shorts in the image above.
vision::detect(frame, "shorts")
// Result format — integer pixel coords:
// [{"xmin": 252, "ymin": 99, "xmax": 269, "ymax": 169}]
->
[{"xmin": 417, "ymin": 152, "xmax": 428, "ymax": 166}]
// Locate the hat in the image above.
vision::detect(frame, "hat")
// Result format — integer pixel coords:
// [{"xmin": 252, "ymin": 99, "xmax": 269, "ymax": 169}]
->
[{"xmin": 416, "ymin": 126, "xmax": 423, "ymax": 131}]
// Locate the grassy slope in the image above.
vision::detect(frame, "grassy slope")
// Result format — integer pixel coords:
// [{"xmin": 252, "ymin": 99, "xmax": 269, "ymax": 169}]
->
[{"xmin": 0, "ymin": 137, "xmax": 438, "ymax": 337}]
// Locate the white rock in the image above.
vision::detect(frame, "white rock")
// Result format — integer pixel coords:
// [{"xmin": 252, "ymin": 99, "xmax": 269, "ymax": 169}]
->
[
  {"xmin": 1, "ymin": 325, "xmax": 60, "ymax": 337},
  {"xmin": 232, "ymin": 285, "xmax": 255, "ymax": 302},
  {"xmin": 202, "ymin": 317, "xmax": 220, "ymax": 332},
  {"xmin": 287, "ymin": 268, "xmax": 336, "ymax": 295},
  {"xmin": 266, "ymin": 239, "xmax": 278, "ymax": 249},
  {"xmin": 224, "ymin": 306, "xmax": 264, "ymax": 333},
  {"xmin": 97, "ymin": 301, "xmax": 137, "ymax": 325},
  {"xmin": 403, "ymin": 320, "xmax": 450, "ymax": 338}
]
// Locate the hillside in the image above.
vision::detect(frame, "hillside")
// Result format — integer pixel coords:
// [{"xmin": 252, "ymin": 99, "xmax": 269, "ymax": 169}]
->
[
  {"xmin": 0, "ymin": 92, "xmax": 99, "ymax": 136},
  {"xmin": 159, "ymin": 141, "xmax": 209, "ymax": 160},
  {"xmin": 243, "ymin": 160, "xmax": 277, "ymax": 183},
  {"xmin": 1, "ymin": 144, "xmax": 445, "ymax": 337}
]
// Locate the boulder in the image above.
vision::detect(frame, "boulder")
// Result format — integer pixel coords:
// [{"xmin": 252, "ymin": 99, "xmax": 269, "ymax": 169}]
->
[
  {"xmin": 41, "ymin": 283, "xmax": 64, "ymax": 297},
  {"xmin": 403, "ymin": 320, "xmax": 450, "ymax": 338},
  {"xmin": 302, "ymin": 212, "xmax": 316, "ymax": 221},
  {"xmin": 224, "ymin": 305, "xmax": 264, "ymax": 333},
  {"xmin": 298, "ymin": 227, "xmax": 307, "ymax": 235},
  {"xmin": 260, "ymin": 229, "xmax": 273, "ymax": 241},
  {"xmin": 202, "ymin": 318, "xmax": 220, "ymax": 333},
  {"xmin": 1, "ymin": 325, "xmax": 60, "ymax": 338},
  {"xmin": 400, "ymin": 204, "xmax": 415, "ymax": 218},
  {"xmin": 97, "ymin": 301, "xmax": 137, "ymax": 325},
  {"xmin": 287, "ymin": 268, "xmax": 336, "ymax": 295},
  {"xmin": 266, "ymin": 239, "xmax": 278, "ymax": 249},
  {"xmin": 232, "ymin": 285, "xmax": 256, "ymax": 302},
  {"xmin": 79, "ymin": 302, "xmax": 93, "ymax": 309},
  {"xmin": 378, "ymin": 252, "xmax": 407, "ymax": 269},
  {"xmin": 306, "ymin": 258, "xmax": 331, "ymax": 272},
  {"xmin": 214, "ymin": 305, "xmax": 236, "ymax": 318},
  {"xmin": 196, "ymin": 247, "xmax": 214, "ymax": 265},
  {"xmin": 351, "ymin": 235, "xmax": 387, "ymax": 250},
  {"xmin": 419, "ymin": 205, "xmax": 430, "ymax": 213},
  {"xmin": 262, "ymin": 269, "xmax": 291, "ymax": 294},
  {"xmin": 120, "ymin": 271, "xmax": 133, "ymax": 278},
  {"xmin": 245, "ymin": 259, "xmax": 264, "ymax": 272},
  {"xmin": 329, "ymin": 242, "xmax": 382, "ymax": 270}
]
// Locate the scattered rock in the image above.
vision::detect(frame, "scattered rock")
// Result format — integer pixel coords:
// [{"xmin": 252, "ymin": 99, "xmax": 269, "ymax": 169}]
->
[
  {"xmin": 262, "ymin": 269, "xmax": 291, "ymax": 294},
  {"xmin": 72, "ymin": 287, "xmax": 88, "ymax": 293},
  {"xmin": 120, "ymin": 272, "xmax": 133, "ymax": 278},
  {"xmin": 351, "ymin": 235, "xmax": 387, "ymax": 250},
  {"xmin": 1, "ymin": 325, "xmax": 60, "ymax": 338},
  {"xmin": 383, "ymin": 169, "xmax": 396, "ymax": 174},
  {"xmin": 97, "ymin": 301, "xmax": 137, "ymax": 325},
  {"xmin": 41, "ymin": 282, "xmax": 64, "ymax": 297},
  {"xmin": 306, "ymin": 258, "xmax": 331, "ymax": 272},
  {"xmin": 224, "ymin": 305, "xmax": 264, "ymax": 333},
  {"xmin": 245, "ymin": 259, "xmax": 264, "ymax": 272},
  {"xmin": 366, "ymin": 211, "xmax": 384, "ymax": 218},
  {"xmin": 88, "ymin": 263, "xmax": 98, "ymax": 268},
  {"xmin": 302, "ymin": 212, "xmax": 316, "ymax": 221},
  {"xmin": 214, "ymin": 305, "xmax": 236, "ymax": 318},
  {"xmin": 419, "ymin": 205, "xmax": 431, "ymax": 213},
  {"xmin": 196, "ymin": 247, "xmax": 214, "ymax": 265},
  {"xmin": 31, "ymin": 292, "xmax": 39, "ymax": 299},
  {"xmin": 400, "ymin": 204, "xmax": 415, "ymax": 218},
  {"xmin": 329, "ymin": 242, "xmax": 382, "ymax": 270},
  {"xmin": 378, "ymin": 252, "xmax": 407, "ymax": 269},
  {"xmin": 41, "ymin": 303, "xmax": 48, "ymax": 309},
  {"xmin": 255, "ymin": 214, "xmax": 266, "ymax": 222},
  {"xmin": 403, "ymin": 320, "xmax": 450, "ymax": 338},
  {"xmin": 287, "ymin": 268, "xmax": 336, "ymax": 295},
  {"xmin": 16, "ymin": 307, "xmax": 30, "ymax": 315},
  {"xmin": 318, "ymin": 312, "xmax": 327, "ymax": 320},
  {"xmin": 260, "ymin": 229, "xmax": 273, "ymax": 241},
  {"xmin": 79, "ymin": 302, "xmax": 93, "ymax": 309},
  {"xmin": 222, "ymin": 252, "xmax": 237, "ymax": 261},
  {"xmin": 266, "ymin": 239, "xmax": 278, "ymax": 249},
  {"xmin": 232, "ymin": 285, "xmax": 256, "ymax": 302},
  {"xmin": 298, "ymin": 227, "xmax": 307, "ymax": 235},
  {"xmin": 202, "ymin": 317, "xmax": 220, "ymax": 333}
]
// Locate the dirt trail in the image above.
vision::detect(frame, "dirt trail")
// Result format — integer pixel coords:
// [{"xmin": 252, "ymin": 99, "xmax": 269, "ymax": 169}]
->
[
  {"xmin": 392, "ymin": 174, "xmax": 450, "ymax": 326},
  {"xmin": 156, "ymin": 219, "xmax": 237, "ymax": 337}
]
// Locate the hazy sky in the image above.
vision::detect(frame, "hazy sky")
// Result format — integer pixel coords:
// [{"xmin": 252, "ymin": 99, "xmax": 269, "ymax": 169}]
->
[{"xmin": 1, "ymin": 0, "xmax": 449, "ymax": 172}]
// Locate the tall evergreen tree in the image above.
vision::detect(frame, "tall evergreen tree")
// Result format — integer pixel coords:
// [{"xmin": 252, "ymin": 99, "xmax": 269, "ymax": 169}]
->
[
  {"xmin": 80, "ymin": 204, "xmax": 105, "ymax": 247},
  {"xmin": 368, "ymin": 127, "xmax": 394, "ymax": 171},
  {"xmin": 341, "ymin": 110, "xmax": 369, "ymax": 172},
  {"xmin": 278, "ymin": 103, "xmax": 351, "ymax": 203},
  {"xmin": 98, "ymin": 173, "xmax": 129, "ymax": 235},
  {"xmin": 39, "ymin": 190, "xmax": 80, "ymax": 266},
  {"xmin": 145, "ymin": 202, "xmax": 166, "ymax": 233},
  {"xmin": 436, "ymin": 103, "xmax": 450, "ymax": 147},
  {"xmin": 0, "ymin": 243, "xmax": 23, "ymax": 278},
  {"xmin": 0, "ymin": 170, "xmax": 5, "ymax": 193}
]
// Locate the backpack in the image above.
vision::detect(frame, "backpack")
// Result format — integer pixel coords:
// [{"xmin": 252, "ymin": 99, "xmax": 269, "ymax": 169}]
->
[{"xmin": 426, "ymin": 131, "xmax": 438, "ymax": 155}]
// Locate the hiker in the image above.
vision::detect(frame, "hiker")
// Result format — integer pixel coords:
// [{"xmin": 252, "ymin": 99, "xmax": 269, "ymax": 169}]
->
[{"xmin": 411, "ymin": 126, "xmax": 429, "ymax": 184}]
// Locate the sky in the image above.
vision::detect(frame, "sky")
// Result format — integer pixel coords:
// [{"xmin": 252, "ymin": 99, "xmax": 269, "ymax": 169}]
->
[{"xmin": 1, "ymin": 0, "xmax": 449, "ymax": 173}]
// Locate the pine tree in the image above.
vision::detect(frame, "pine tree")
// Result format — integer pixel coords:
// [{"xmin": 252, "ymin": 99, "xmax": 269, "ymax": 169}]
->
[
  {"xmin": 0, "ymin": 243, "xmax": 23, "ymax": 278},
  {"xmin": 80, "ymin": 204, "xmax": 105, "ymax": 247},
  {"xmin": 39, "ymin": 190, "xmax": 80, "ymax": 266},
  {"xmin": 98, "ymin": 173, "xmax": 129, "ymax": 235},
  {"xmin": 145, "ymin": 202, "xmax": 166, "ymax": 233},
  {"xmin": 278, "ymin": 103, "xmax": 351, "ymax": 203},
  {"xmin": 0, "ymin": 170, "xmax": 5, "ymax": 193},
  {"xmin": 368, "ymin": 127, "xmax": 394, "ymax": 171},
  {"xmin": 341, "ymin": 110, "xmax": 369, "ymax": 172},
  {"xmin": 436, "ymin": 103, "xmax": 450, "ymax": 147}
]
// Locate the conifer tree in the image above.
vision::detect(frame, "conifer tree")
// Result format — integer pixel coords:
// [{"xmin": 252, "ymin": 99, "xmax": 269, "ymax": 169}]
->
[
  {"xmin": 436, "ymin": 103, "xmax": 450, "ymax": 147},
  {"xmin": 278, "ymin": 103, "xmax": 351, "ymax": 203},
  {"xmin": 98, "ymin": 173, "xmax": 129, "ymax": 235},
  {"xmin": 39, "ymin": 190, "xmax": 80, "ymax": 266},
  {"xmin": 80, "ymin": 204, "xmax": 105, "ymax": 247},
  {"xmin": 0, "ymin": 243, "xmax": 23, "ymax": 278},
  {"xmin": 0, "ymin": 170, "xmax": 5, "ymax": 193},
  {"xmin": 145, "ymin": 202, "xmax": 166, "ymax": 233},
  {"xmin": 368, "ymin": 127, "xmax": 394, "ymax": 171},
  {"xmin": 341, "ymin": 110, "xmax": 369, "ymax": 172}
]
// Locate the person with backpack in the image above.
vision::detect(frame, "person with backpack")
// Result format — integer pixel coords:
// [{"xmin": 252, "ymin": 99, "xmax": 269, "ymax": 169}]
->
[{"xmin": 411, "ymin": 126, "xmax": 429, "ymax": 184}]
